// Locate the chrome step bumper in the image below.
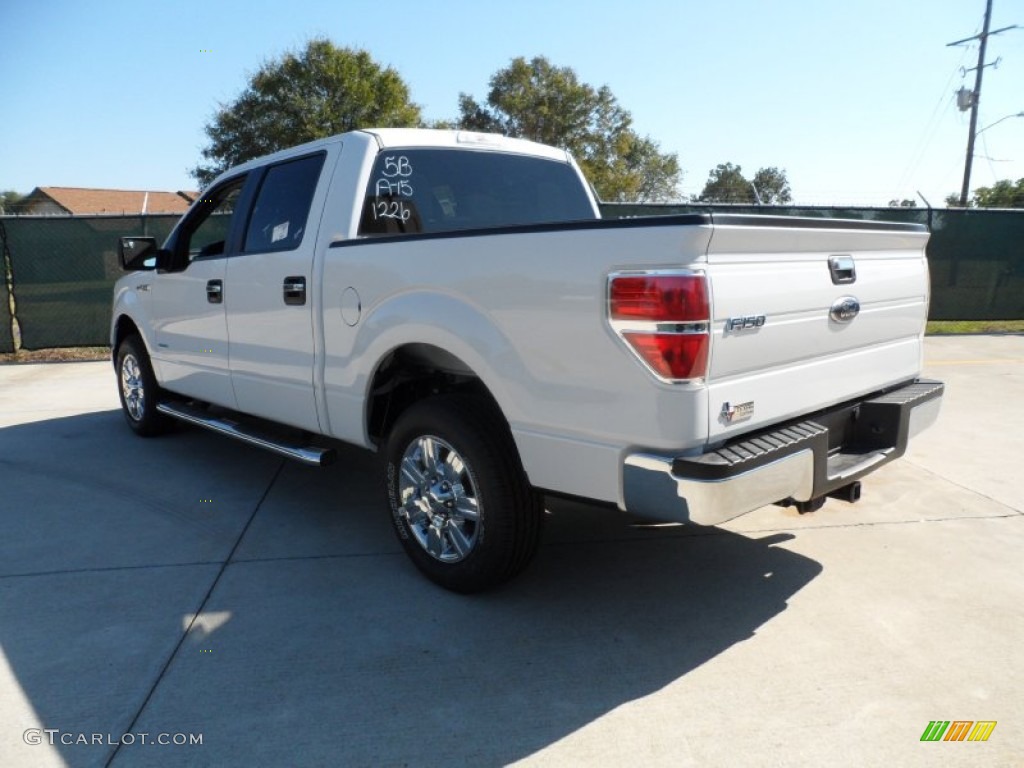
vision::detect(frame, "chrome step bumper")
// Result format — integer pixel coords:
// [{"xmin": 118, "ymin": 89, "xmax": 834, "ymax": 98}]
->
[{"xmin": 622, "ymin": 379, "xmax": 944, "ymax": 526}]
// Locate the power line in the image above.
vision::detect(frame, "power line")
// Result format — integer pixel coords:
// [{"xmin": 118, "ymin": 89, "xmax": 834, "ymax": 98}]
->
[{"xmin": 891, "ymin": 73, "xmax": 960, "ymax": 198}]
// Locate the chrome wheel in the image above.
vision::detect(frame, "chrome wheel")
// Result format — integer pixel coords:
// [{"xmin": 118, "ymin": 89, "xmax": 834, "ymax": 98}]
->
[
  {"xmin": 115, "ymin": 334, "xmax": 169, "ymax": 437},
  {"xmin": 397, "ymin": 435, "xmax": 481, "ymax": 563},
  {"xmin": 385, "ymin": 395, "xmax": 543, "ymax": 592},
  {"xmin": 120, "ymin": 353, "xmax": 145, "ymax": 422}
]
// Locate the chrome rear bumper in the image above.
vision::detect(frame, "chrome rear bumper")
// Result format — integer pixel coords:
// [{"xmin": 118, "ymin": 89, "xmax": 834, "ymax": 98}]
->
[{"xmin": 622, "ymin": 379, "xmax": 944, "ymax": 526}]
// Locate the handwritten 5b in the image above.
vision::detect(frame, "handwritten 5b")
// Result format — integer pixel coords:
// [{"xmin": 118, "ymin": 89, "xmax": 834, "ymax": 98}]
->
[{"xmin": 380, "ymin": 156, "xmax": 413, "ymax": 177}]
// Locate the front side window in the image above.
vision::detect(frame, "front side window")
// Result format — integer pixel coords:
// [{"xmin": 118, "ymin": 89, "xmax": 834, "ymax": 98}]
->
[
  {"xmin": 182, "ymin": 179, "xmax": 245, "ymax": 262},
  {"xmin": 358, "ymin": 149, "xmax": 596, "ymax": 237},
  {"xmin": 244, "ymin": 153, "xmax": 325, "ymax": 252}
]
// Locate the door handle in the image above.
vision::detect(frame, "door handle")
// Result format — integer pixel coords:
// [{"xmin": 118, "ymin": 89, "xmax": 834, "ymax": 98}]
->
[
  {"xmin": 828, "ymin": 255, "xmax": 856, "ymax": 285},
  {"xmin": 206, "ymin": 279, "xmax": 223, "ymax": 304},
  {"xmin": 283, "ymin": 276, "xmax": 306, "ymax": 306}
]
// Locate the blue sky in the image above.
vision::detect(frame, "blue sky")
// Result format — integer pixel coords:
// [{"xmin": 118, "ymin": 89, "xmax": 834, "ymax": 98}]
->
[{"xmin": 1, "ymin": 0, "xmax": 1021, "ymax": 205}]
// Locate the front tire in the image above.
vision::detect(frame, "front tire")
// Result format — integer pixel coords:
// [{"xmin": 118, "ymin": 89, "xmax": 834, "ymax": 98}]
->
[
  {"xmin": 116, "ymin": 334, "xmax": 170, "ymax": 436},
  {"xmin": 384, "ymin": 395, "xmax": 543, "ymax": 593}
]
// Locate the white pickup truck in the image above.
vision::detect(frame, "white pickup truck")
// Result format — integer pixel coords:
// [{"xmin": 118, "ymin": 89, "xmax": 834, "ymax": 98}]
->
[{"xmin": 112, "ymin": 128, "xmax": 943, "ymax": 592}]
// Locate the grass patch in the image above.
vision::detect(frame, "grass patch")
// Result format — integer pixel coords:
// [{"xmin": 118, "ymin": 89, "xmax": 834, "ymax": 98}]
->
[
  {"xmin": 0, "ymin": 346, "xmax": 110, "ymax": 363},
  {"xmin": 926, "ymin": 320, "xmax": 1024, "ymax": 335}
]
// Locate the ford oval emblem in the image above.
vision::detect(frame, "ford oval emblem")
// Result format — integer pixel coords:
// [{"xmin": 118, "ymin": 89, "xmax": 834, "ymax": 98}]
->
[{"xmin": 830, "ymin": 296, "xmax": 861, "ymax": 323}]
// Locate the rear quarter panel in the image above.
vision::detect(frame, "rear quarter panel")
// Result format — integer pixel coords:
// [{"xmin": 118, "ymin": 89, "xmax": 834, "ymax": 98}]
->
[{"xmin": 319, "ymin": 221, "xmax": 714, "ymax": 503}]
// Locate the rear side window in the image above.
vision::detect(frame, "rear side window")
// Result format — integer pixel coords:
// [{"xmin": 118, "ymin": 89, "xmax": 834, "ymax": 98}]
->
[
  {"xmin": 358, "ymin": 149, "xmax": 596, "ymax": 237},
  {"xmin": 244, "ymin": 152, "xmax": 325, "ymax": 252}
]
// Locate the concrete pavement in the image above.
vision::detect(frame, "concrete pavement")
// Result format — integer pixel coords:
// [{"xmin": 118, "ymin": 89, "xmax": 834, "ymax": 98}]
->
[{"xmin": 0, "ymin": 337, "xmax": 1021, "ymax": 767}]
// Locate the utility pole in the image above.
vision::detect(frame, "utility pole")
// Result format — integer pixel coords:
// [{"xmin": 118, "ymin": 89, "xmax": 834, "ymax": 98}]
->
[{"xmin": 947, "ymin": 0, "xmax": 1017, "ymax": 206}]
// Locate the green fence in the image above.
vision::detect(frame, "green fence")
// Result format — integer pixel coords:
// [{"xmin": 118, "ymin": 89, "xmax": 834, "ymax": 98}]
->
[
  {"xmin": 602, "ymin": 204, "xmax": 1024, "ymax": 322},
  {"xmin": 0, "ymin": 207, "xmax": 1021, "ymax": 350},
  {"xmin": 1, "ymin": 215, "xmax": 179, "ymax": 349}
]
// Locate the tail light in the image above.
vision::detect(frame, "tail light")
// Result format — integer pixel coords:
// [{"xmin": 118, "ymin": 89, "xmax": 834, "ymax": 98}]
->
[{"xmin": 608, "ymin": 272, "xmax": 710, "ymax": 381}]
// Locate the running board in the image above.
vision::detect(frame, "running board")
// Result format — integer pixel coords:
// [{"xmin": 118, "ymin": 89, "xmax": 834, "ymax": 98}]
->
[{"xmin": 156, "ymin": 401, "xmax": 337, "ymax": 467}]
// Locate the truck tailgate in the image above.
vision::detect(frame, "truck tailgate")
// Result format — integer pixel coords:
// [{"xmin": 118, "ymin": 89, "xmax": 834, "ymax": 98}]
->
[{"xmin": 704, "ymin": 215, "xmax": 930, "ymax": 443}]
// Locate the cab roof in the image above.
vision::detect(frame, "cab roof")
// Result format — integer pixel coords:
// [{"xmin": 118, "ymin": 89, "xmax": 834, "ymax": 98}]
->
[
  {"xmin": 209, "ymin": 129, "xmax": 574, "ymax": 190},
  {"xmin": 359, "ymin": 128, "xmax": 574, "ymax": 163}
]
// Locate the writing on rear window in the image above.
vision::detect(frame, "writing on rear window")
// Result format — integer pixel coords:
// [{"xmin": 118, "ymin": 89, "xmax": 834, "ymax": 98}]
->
[
  {"xmin": 366, "ymin": 155, "xmax": 417, "ymax": 229},
  {"xmin": 371, "ymin": 199, "xmax": 413, "ymax": 222},
  {"xmin": 358, "ymin": 148, "xmax": 595, "ymax": 237}
]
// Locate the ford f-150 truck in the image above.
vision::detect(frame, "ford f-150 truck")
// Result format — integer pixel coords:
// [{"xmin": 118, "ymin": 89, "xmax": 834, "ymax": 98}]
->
[{"xmin": 112, "ymin": 128, "xmax": 943, "ymax": 592}]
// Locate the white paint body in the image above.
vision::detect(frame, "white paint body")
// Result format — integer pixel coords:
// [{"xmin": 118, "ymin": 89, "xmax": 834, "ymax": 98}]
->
[{"xmin": 112, "ymin": 129, "xmax": 932, "ymax": 514}]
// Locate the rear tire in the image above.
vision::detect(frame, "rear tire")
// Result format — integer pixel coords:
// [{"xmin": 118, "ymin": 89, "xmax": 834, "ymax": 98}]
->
[
  {"xmin": 384, "ymin": 395, "xmax": 543, "ymax": 593},
  {"xmin": 116, "ymin": 334, "xmax": 170, "ymax": 436}
]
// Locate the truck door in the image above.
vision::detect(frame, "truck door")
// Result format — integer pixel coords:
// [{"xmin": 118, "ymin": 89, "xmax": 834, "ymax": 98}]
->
[
  {"xmin": 225, "ymin": 151, "xmax": 328, "ymax": 432},
  {"xmin": 151, "ymin": 176, "xmax": 250, "ymax": 408}
]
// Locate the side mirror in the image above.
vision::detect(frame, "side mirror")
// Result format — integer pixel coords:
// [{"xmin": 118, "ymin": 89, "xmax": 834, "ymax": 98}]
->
[{"xmin": 119, "ymin": 236, "xmax": 158, "ymax": 270}]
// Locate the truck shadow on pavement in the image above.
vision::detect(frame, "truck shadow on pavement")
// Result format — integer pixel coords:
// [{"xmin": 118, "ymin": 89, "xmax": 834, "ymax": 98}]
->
[{"xmin": 0, "ymin": 410, "xmax": 823, "ymax": 767}]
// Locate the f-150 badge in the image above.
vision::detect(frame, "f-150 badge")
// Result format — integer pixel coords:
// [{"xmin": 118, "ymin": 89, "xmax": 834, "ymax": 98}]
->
[{"xmin": 725, "ymin": 315, "xmax": 766, "ymax": 332}]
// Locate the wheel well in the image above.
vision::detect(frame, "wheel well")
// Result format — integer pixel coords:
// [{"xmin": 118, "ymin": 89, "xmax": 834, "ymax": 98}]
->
[
  {"xmin": 367, "ymin": 344, "xmax": 503, "ymax": 446},
  {"xmin": 112, "ymin": 316, "xmax": 141, "ymax": 365}
]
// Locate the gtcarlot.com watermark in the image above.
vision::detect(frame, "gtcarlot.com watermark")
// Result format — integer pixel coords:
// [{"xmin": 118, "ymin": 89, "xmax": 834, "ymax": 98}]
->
[{"xmin": 24, "ymin": 729, "xmax": 202, "ymax": 747}]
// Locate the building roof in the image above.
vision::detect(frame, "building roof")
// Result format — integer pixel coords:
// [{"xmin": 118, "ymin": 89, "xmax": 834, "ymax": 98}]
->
[{"xmin": 23, "ymin": 186, "xmax": 197, "ymax": 215}]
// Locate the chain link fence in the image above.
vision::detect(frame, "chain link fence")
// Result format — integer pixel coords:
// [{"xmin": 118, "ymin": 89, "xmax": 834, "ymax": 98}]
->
[
  {"xmin": 0, "ymin": 207, "xmax": 1021, "ymax": 351},
  {"xmin": 1, "ymin": 215, "xmax": 178, "ymax": 349}
]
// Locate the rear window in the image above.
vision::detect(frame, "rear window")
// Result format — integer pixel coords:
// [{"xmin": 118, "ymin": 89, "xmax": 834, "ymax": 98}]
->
[{"xmin": 358, "ymin": 149, "xmax": 596, "ymax": 237}]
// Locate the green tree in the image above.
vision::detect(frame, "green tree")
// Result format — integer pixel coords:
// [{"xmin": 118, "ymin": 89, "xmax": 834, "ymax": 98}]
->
[
  {"xmin": 972, "ymin": 178, "xmax": 1024, "ymax": 208},
  {"xmin": 0, "ymin": 190, "xmax": 25, "ymax": 214},
  {"xmin": 751, "ymin": 167, "xmax": 792, "ymax": 204},
  {"xmin": 698, "ymin": 163, "xmax": 750, "ymax": 203},
  {"xmin": 945, "ymin": 178, "xmax": 1024, "ymax": 208},
  {"xmin": 699, "ymin": 163, "xmax": 792, "ymax": 204},
  {"xmin": 192, "ymin": 40, "xmax": 421, "ymax": 187},
  {"xmin": 458, "ymin": 56, "xmax": 681, "ymax": 202}
]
